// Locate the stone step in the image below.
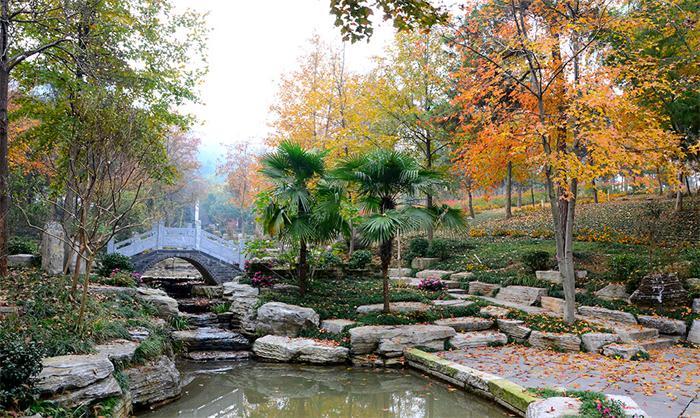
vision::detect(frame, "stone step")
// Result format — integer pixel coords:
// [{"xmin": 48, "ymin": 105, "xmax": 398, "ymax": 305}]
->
[
  {"xmin": 448, "ymin": 288, "xmax": 468, "ymax": 295},
  {"xmin": 638, "ymin": 337, "xmax": 677, "ymax": 351},
  {"xmin": 614, "ymin": 326, "xmax": 659, "ymax": 343},
  {"xmin": 449, "ymin": 331, "xmax": 508, "ymax": 349},
  {"xmin": 496, "ymin": 286, "xmax": 547, "ymax": 306}
]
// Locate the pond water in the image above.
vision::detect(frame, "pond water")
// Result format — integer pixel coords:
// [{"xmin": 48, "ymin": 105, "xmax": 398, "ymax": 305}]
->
[{"xmin": 139, "ymin": 361, "xmax": 509, "ymax": 418}]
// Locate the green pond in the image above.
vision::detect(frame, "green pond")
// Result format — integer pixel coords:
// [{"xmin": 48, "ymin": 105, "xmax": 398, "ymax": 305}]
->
[{"xmin": 139, "ymin": 361, "xmax": 509, "ymax": 418}]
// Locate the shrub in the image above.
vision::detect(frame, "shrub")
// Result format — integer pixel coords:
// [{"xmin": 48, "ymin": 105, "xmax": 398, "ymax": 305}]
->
[
  {"xmin": 347, "ymin": 250, "xmax": 372, "ymax": 270},
  {"xmin": 7, "ymin": 236, "xmax": 38, "ymax": 255},
  {"xmin": 521, "ymin": 250, "xmax": 552, "ymax": 273},
  {"xmin": 408, "ymin": 238, "xmax": 429, "ymax": 257},
  {"xmin": 417, "ymin": 278, "xmax": 446, "ymax": 291},
  {"xmin": 96, "ymin": 269, "xmax": 140, "ymax": 287},
  {"xmin": 0, "ymin": 337, "xmax": 44, "ymax": 409},
  {"xmin": 426, "ymin": 239, "xmax": 449, "ymax": 260},
  {"xmin": 244, "ymin": 238, "xmax": 275, "ymax": 259},
  {"xmin": 251, "ymin": 271, "xmax": 274, "ymax": 288},
  {"xmin": 317, "ymin": 251, "xmax": 342, "ymax": 269},
  {"xmin": 211, "ymin": 303, "xmax": 231, "ymax": 314},
  {"xmin": 609, "ymin": 255, "xmax": 648, "ymax": 293},
  {"xmin": 98, "ymin": 253, "xmax": 134, "ymax": 277}
]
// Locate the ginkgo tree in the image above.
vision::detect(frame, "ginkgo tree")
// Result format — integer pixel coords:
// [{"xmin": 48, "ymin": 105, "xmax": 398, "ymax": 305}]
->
[{"xmin": 450, "ymin": 0, "xmax": 682, "ymax": 323}]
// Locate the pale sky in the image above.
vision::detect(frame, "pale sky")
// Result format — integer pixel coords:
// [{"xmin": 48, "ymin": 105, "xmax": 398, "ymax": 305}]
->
[{"xmin": 174, "ymin": 0, "xmax": 396, "ymax": 167}]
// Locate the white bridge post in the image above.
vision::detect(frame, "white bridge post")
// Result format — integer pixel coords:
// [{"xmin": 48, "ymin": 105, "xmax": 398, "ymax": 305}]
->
[
  {"xmin": 238, "ymin": 233, "xmax": 245, "ymax": 269},
  {"xmin": 156, "ymin": 222, "xmax": 164, "ymax": 249}
]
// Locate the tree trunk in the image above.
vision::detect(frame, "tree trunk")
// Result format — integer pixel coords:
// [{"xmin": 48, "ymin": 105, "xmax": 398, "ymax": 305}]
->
[
  {"xmin": 0, "ymin": 68, "xmax": 8, "ymax": 276},
  {"xmin": 76, "ymin": 254, "xmax": 94, "ymax": 329},
  {"xmin": 467, "ymin": 188, "xmax": 475, "ymax": 219},
  {"xmin": 592, "ymin": 179, "xmax": 599, "ymax": 204},
  {"xmin": 348, "ymin": 224, "xmax": 355, "ymax": 256},
  {"xmin": 505, "ymin": 161, "xmax": 513, "ymax": 219},
  {"xmin": 685, "ymin": 175, "xmax": 692, "ymax": 196},
  {"xmin": 656, "ymin": 168, "xmax": 663, "ymax": 195},
  {"xmin": 530, "ymin": 182, "xmax": 535, "ymax": 206},
  {"xmin": 298, "ymin": 239, "xmax": 308, "ymax": 296},
  {"xmin": 426, "ymin": 193, "xmax": 433, "ymax": 241},
  {"xmin": 380, "ymin": 238, "xmax": 392, "ymax": 313},
  {"xmin": 517, "ymin": 183, "xmax": 522, "ymax": 208}
]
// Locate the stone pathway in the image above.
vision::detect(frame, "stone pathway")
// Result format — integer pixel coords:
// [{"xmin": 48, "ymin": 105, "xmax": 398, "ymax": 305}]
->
[{"xmin": 439, "ymin": 344, "xmax": 700, "ymax": 417}]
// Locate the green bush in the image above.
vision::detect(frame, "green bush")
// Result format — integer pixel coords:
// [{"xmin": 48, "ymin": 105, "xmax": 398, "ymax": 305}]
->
[
  {"xmin": 408, "ymin": 238, "xmax": 429, "ymax": 257},
  {"xmin": 609, "ymin": 255, "xmax": 648, "ymax": 293},
  {"xmin": 0, "ymin": 336, "xmax": 44, "ymax": 409},
  {"xmin": 317, "ymin": 251, "xmax": 342, "ymax": 269},
  {"xmin": 520, "ymin": 250, "xmax": 552, "ymax": 273},
  {"xmin": 98, "ymin": 253, "xmax": 134, "ymax": 277},
  {"xmin": 426, "ymin": 239, "xmax": 449, "ymax": 260},
  {"xmin": 8, "ymin": 236, "xmax": 38, "ymax": 255},
  {"xmin": 347, "ymin": 250, "xmax": 372, "ymax": 270}
]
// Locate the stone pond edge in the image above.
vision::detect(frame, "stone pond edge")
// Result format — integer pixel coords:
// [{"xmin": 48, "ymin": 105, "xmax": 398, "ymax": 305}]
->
[{"xmin": 404, "ymin": 347, "xmax": 537, "ymax": 416}]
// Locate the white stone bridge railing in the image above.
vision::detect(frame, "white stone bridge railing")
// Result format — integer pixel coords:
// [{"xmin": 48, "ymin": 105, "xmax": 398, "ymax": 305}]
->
[{"xmin": 107, "ymin": 222, "xmax": 245, "ymax": 269}]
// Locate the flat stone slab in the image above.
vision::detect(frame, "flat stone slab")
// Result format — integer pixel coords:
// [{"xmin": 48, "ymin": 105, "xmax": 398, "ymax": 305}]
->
[
  {"xmin": 253, "ymin": 335, "xmax": 349, "ymax": 364},
  {"xmin": 602, "ymin": 343, "xmax": 647, "ymax": 360},
  {"xmin": 388, "ymin": 268, "xmax": 412, "ymax": 278},
  {"xmin": 450, "ymin": 272, "xmax": 474, "ymax": 281},
  {"xmin": 36, "ymin": 354, "xmax": 114, "ymax": 394},
  {"xmin": 415, "ymin": 270, "xmax": 454, "ymax": 279},
  {"xmin": 497, "ymin": 319, "xmax": 532, "ymax": 341},
  {"xmin": 356, "ymin": 301, "xmax": 431, "ymax": 315},
  {"xmin": 411, "ymin": 257, "xmax": 440, "ymax": 269},
  {"xmin": 349, "ymin": 325, "xmax": 455, "ymax": 356},
  {"xmin": 614, "ymin": 326, "xmax": 658, "ymax": 342},
  {"xmin": 184, "ymin": 351, "xmax": 252, "ymax": 361},
  {"xmin": 479, "ymin": 305, "xmax": 511, "ymax": 318},
  {"xmin": 528, "ymin": 331, "xmax": 581, "ymax": 352},
  {"xmin": 172, "ymin": 327, "xmax": 250, "ymax": 351},
  {"xmin": 434, "ymin": 317, "xmax": 493, "ymax": 332},
  {"xmin": 255, "ymin": 302, "xmax": 320, "ymax": 337},
  {"xmin": 496, "ymin": 286, "xmax": 547, "ymax": 306},
  {"xmin": 637, "ymin": 315, "xmax": 686, "ymax": 335},
  {"xmin": 540, "ymin": 296, "xmax": 565, "ymax": 314},
  {"xmin": 223, "ymin": 282, "xmax": 259, "ymax": 298},
  {"xmin": 594, "ymin": 283, "xmax": 630, "ymax": 301},
  {"xmin": 320, "ymin": 319, "xmax": 356, "ymax": 334},
  {"xmin": 432, "ymin": 299, "xmax": 474, "ymax": 309},
  {"xmin": 468, "ymin": 281, "xmax": 500, "ymax": 297},
  {"xmin": 526, "ymin": 397, "xmax": 581, "ymax": 418},
  {"xmin": 449, "ymin": 331, "xmax": 507, "ymax": 349},
  {"xmin": 581, "ymin": 333, "xmax": 620, "ymax": 353},
  {"xmin": 94, "ymin": 339, "xmax": 139, "ymax": 364},
  {"xmin": 124, "ymin": 355, "xmax": 181, "ymax": 408},
  {"xmin": 535, "ymin": 270, "xmax": 562, "ymax": 284},
  {"xmin": 578, "ymin": 305, "xmax": 637, "ymax": 324},
  {"xmin": 135, "ymin": 288, "xmax": 180, "ymax": 319},
  {"xmin": 8, "ymin": 254, "xmax": 37, "ymax": 267}
]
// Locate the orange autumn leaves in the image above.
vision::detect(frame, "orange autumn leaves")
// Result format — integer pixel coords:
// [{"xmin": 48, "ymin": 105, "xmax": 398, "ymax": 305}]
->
[{"xmin": 8, "ymin": 93, "xmax": 45, "ymax": 175}]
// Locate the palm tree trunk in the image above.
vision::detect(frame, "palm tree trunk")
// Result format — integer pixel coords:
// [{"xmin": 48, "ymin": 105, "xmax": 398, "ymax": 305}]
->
[
  {"xmin": 298, "ymin": 239, "xmax": 308, "ymax": 296},
  {"xmin": 380, "ymin": 238, "xmax": 392, "ymax": 313}
]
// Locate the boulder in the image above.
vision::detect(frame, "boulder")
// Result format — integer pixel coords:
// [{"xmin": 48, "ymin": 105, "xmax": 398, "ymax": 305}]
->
[
  {"xmin": 687, "ymin": 278, "xmax": 700, "ymax": 293},
  {"xmin": 449, "ymin": 331, "xmax": 507, "ymax": 349},
  {"xmin": 36, "ymin": 354, "xmax": 114, "ymax": 394},
  {"xmin": 637, "ymin": 315, "xmax": 686, "ymax": 335},
  {"xmin": 693, "ymin": 298, "xmax": 700, "ymax": 314},
  {"xmin": 602, "ymin": 343, "xmax": 647, "ymax": 360},
  {"xmin": 128, "ymin": 327, "xmax": 150, "ymax": 342},
  {"xmin": 388, "ymin": 268, "xmax": 412, "ymax": 278},
  {"xmin": 134, "ymin": 288, "xmax": 179, "ymax": 319},
  {"xmin": 252, "ymin": 335, "xmax": 349, "ymax": 364},
  {"xmin": 269, "ymin": 283, "xmax": 301, "ymax": 294},
  {"xmin": 479, "ymin": 305, "xmax": 511, "ymax": 318},
  {"xmin": 450, "ymin": 271, "xmax": 475, "ymax": 281},
  {"xmin": 228, "ymin": 285, "xmax": 259, "ymax": 335},
  {"xmin": 605, "ymin": 395, "xmax": 649, "ymax": 417},
  {"xmin": 124, "ymin": 355, "xmax": 181, "ymax": 408},
  {"xmin": 8, "ymin": 254, "xmax": 36, "ymax": 268},
  {"xmin": 468, "ymin": 281, "xmax": 500, "ymax": 297},
  {"xmin": 49, "ymin": 375, "xmax": 122, "ymax": 409},
  {"xmin": 172, "ymin": 327, "xmax": 250, "ymax": 351},
  {"xmin": 184, "ymin": 351, "xmax": 252, "ymax": 361},
  {"xmin": 433, "ymin": 317, "xmax": 493, "ymax": 332},
  {"xmin": 496, "ymin": 286, "xmax": 547, "ymax": 306},
  {"xmin": 41, "ymin": 221, "xmax": 64, "ymax": 275},
  {"xmin": 528, "ymin": 331, "xmax": 581, "ymax": 352},
  {"xmin": 535, "ymin": 270, "xmax": 562, "ymax": 284},
  {"xmin": 223, "ymin": 282, "xmax": 259, "ymax": 298},
  {"xmin": 320, "ymin": 319, "xmax": 356, "ymax": 334},
  {"xmin": 432, "ymin": 299, "xmax": 473, "ymax": 309},
  {"xmin": 581, "ymin": 333, "xmax": 620, "ymax": 353},
  {"xmin": 411, "ymin": 257, "xmax": 440, "ymax": 270},
  {"xmin": 349, "ymin": 325, "xmax": 455, "ymax": 356},
  {"xmin": 415, "ymin": 270, "xmax": 454, "ymax": 279},
  {"xmin": 356, "ymin": 301, "xmax": 431, "ymax": 315},
  {"xmin": 526, "ymin": 397, "xmax": 582, "ymax": 418},
  {"xmin": 255, "ymin": 302, "xmax": 320, "ymax": 337},
  {"xmin": 687, "ymin": 320, "xmax": 700, "ymax": 345},
  {"xmin": 578, "ymin": 306, "xmax": 637, "ymax": 324},
  {"xmin": 630, "ymin": 272, "xmax": 689, "ymax": 308},
  {"xmin": 497, "ymin": 319, "xmax": 532, "ymax": 342},
  {"xmin": 540, "ymin": 296, "xmax": 565, "ymax": 314},
  {"xmin": 94, "ymin": 339, "xmax": 139, "ymax": 364},
  {"xmin": 594, "ymin": 283, "xmax": 630, "ymax": 301}
]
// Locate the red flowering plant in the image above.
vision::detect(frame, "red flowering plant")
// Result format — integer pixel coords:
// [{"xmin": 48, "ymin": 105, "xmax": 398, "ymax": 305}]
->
[
  {"xmin": 417, "ymin": 278, "xmax": 446, "ymax": 291},
  {"xmin": 251, "ymin": 271, "xmax": 274, "ymax": 288}
]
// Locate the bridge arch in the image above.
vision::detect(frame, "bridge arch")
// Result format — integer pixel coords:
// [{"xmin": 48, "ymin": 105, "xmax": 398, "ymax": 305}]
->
[{"xmin": 131, "ymin": 249, "xmax": 242, "ymax": 285}]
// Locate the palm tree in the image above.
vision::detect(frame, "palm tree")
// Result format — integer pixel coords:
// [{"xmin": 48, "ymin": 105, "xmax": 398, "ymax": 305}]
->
[
  {"xmin": 258, "ymin": 141, "xmax": 343, "ymax": 295},
  {"xmin": 333, "ymin": 150, "xmax": 465, "ymax": 312}
]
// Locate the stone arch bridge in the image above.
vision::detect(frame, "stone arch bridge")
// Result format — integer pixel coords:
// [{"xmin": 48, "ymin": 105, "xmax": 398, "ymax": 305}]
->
[{"xmin": 107, "ymin": 222, "xmax": 245, "ymax": 285}]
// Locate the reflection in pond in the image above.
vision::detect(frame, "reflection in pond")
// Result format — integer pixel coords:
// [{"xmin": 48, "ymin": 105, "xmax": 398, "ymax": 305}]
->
[{"xmin": 139, "ymin": 361, "xmax": 509, "ymax": 418}]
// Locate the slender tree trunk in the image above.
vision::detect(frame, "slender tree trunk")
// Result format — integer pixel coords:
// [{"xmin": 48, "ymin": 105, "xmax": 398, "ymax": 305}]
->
[
  {"xmin": 685, "ymin": 176, "xmax": 692, "ymax": 196},
  {"xmin": 592, "ymin": 179, "xmax": 599, "ymax": 203},
  {"xmin": 380, "ymin": 238, "xmax": 392, "ymax": 313},
  {"xmin": 675, "ymin": 174, "xmax": 683, "ymax": 212},
  {"xmin": 76, "ymin": 254, "xmax": 94, "ymax": 329},
  {"xmin": 467, "ymin": 188, "xmax": 475, "ymax": 219},
  {"xmin": 0, "ymin": 67, "xmax": 8, "ymax": 276},
  {"xmin": 426, "ymin": 193, "xmax": 433, "ymax": 241},
  {"xmin": 517, "ymin": 183, "xmax": 522, "ymax": 208},
  {"xmin": 505, "ymin": 161, "xmax": 513, "ymax": 218},
  {"xmin": 530, "ymin": 182, "xmax": 535, "ymax": 206},
  {"xmin": 348, "ymin": 224, "xmax": 355, "ymax": 256},
  {"xmin": 656, "ymin": 168, "xmax": 664, "ymax": 195},
  {"xmin": 298, "ymin": 239, "xmax": 308, "ymax": 296}
]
